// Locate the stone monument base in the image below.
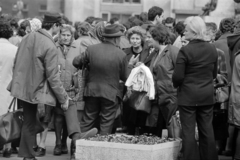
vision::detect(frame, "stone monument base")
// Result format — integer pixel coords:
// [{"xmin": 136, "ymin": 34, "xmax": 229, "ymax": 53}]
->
[{"xmin": 76, "ymin": 139, "xmax": 181, "ymax": 160}]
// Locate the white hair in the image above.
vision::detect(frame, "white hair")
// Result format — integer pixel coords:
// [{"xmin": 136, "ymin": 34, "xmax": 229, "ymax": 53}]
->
[{"xmin": 184, "ymin": 16, "xmax": 206, "ymax": 40}]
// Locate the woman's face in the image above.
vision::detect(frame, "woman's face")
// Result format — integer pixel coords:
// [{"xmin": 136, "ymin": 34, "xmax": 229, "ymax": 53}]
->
[
  {"xmin": 25, "ymin": 26, "xmax": 31, "ymax": 35},
  {"xmin": 184, "ymin": 24, "xmax": 196, "ymax": 41},
  {"xmin": 181, "ymin": 36, "xmax": 189, "ymax": 46},
  {"xmin": 145, "ymin": 31, "xmax": 159, "ymax": 48},
  {"xmin": 130, "ymin": 33, "xmax": 142, "ymax": 48},
  {"xmin": 60, "ymin": 30, "xmax": 72, "ymax": 45}
]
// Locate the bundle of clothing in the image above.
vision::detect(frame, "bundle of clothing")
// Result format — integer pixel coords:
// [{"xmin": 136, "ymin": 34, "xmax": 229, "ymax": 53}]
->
[{"xmin": 125, "ymin": 63, "xmax": 155, "ymax": 100}]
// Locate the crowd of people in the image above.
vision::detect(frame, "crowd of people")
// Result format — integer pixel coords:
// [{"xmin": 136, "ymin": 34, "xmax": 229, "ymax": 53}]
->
[{"xmin": 0, "ymin": 5, "xmax": 240, "ymax": 160}]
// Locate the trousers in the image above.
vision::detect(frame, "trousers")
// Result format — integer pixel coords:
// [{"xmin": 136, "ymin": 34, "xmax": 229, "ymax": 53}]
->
[
  {"xmin": 179, "ymin": 105, "xmax": 218, "ymax": 160},
  {"xmin": 81, "ymin": 97, "xmax": 118, "ymax": 135}
]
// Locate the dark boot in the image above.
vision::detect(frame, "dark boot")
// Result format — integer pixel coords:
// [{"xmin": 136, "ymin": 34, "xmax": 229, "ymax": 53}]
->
[{"xmin": 70, "ymin": 139, "xmax": 77, "ymax": 160}]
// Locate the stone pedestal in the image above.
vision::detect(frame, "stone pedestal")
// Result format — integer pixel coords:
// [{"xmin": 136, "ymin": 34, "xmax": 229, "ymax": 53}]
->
[{"xmin": 76, "ymin": 139, "xmax": 181, "ymax": 160}]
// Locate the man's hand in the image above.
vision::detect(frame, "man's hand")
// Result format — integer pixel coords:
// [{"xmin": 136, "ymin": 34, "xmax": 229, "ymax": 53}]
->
[
  {"xmin": 61, "ymin": 97, "xmax": 71, "ymax": 111},
  {"xmin": 129, "ymin": 54, "xmax": 140, "ymax": 66}
]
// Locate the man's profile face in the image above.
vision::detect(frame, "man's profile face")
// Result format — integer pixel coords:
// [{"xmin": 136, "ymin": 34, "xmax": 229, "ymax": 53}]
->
[
  {"xmin": 52, "ymin": 23, "xmax": 60, "ymax": 35},
  {"xmin": 165, "ymin": 23, "xmax": 174, "ymax": 32}
]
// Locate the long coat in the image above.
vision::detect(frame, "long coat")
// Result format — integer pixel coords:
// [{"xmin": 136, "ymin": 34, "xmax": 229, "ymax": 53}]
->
[
  {"xmin": 214, "ymin": 33, "xmax": 232, "ymax": 81},
  {"xmin": 73, "ymin": 41, "xmax": 129, "ymax": 102},
  {"xmin": 229, "ymin": 51, "xmax": 240, "ymax": 127},
  {"xmin": 146, "ymin": 45, "xmax": 179, "ymax": 127},
  {"xmin": 172, "ymin": 39, "xmax": 218, "ymax": 106},
  {"xmin": 0, "ymin": 39, "xmax": 17, "ymax": 115},
  {"xmin": 227, "ymin": 31, "xmax": 240, "ymax": 70},
  {"xmin": 8, "ymin": 29, "xmax": 68, "ymax": 106}
]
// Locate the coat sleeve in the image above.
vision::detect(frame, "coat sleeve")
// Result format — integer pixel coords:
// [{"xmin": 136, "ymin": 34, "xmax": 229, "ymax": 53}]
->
[
  {"xmin": 44, "ymin": 47, "xmax": 68, "ymax": 104},
  {"xmin": 120, "ymin": 55, "xmax": 131, "ymax": 82},
  {"xmin": 172, "ymin": 48, "xmax": 187, "ymax": 88},
  {"xmin": 72, "ymin": 48, "xmax": 90, "ymax": 69}
]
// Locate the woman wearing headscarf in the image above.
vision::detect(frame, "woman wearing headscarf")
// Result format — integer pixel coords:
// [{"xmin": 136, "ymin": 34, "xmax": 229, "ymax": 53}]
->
[
  {"xmin": 53, "ymin": 24, "xmax": 84, "ymax": 159},
  {"xmin": 172, "ymin": 16, "xmax": 218, "ymax": 160}
]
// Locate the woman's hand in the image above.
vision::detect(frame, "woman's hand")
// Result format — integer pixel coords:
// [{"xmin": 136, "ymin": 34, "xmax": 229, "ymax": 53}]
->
[{"xmin": 129, "ymin": 54, "xmax": 140, "ymax": 66}]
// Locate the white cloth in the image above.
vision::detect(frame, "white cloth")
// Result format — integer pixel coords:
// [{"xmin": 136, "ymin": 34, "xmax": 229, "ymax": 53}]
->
[
  {"xmin": 173, "ymin": 36, "xmax": 182, "ymax": 49},
  {"xmin": 125, "ymin": 63, "xmax": 155, "ymax": 100},
  {"xmin": 0, "ymin": 39, "xmax": 17, "ymax": 115}
]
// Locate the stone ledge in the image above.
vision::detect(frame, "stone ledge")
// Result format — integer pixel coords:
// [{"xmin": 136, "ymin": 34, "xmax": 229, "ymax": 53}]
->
[{"xmin": 76, "ymin": 139, "xmax": 181, "ymax": 160}]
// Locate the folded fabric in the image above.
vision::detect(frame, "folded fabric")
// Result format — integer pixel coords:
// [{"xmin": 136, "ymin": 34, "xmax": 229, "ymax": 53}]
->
[{"xmin": 125, "ymin": 63, "xmax": 155, "ymax": 100}]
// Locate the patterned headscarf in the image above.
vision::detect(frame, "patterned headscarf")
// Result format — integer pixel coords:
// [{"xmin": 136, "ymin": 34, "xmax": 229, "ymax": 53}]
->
[
  {"xmin": 30, "ymin": 18, "xmax": 42, "ymax": 32},
  {"xmin": 88, "ymin": 21, "xmax": 106, "ymax": 42}
]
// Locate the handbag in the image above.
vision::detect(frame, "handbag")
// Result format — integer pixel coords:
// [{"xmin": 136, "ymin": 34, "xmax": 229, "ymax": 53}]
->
[
  {"xmin": 0, "ymin": 98, "xmax": 23, "ymax": 145},
  {"xmin": 125, "ymin": 90, "xmax": 151, "ymax": 113},
  {"xmin": 166, "ymin": 115, "xmax": 182, "ymax": 139},
  {"xmin": 215, "ymin": 86, "xmax": 229, "ymax": 103}
]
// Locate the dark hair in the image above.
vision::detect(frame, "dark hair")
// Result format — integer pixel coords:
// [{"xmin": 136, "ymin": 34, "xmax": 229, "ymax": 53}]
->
[
  {"xmin": 85, "ymin": 16, "xmax": 95, "ymax": 25},
  {"xmin": 148, "ymin": 6, "xmax": 164, "ymax": 21},
  {"xmin": 10, "ymin": 18, "xmax": 19, "ymax": 29},
  {"xmin": 122, "ymin": 21, "xmax": 131, "ymax": 30},
  {"xmin": 139, "ymin": 12, "xmax": 148, "ymax": 22},
  {"xmin": 174, "ymin": 21, "xmax": 185, "ymax": 37},
  {"xmin": 165, "ymin": 17, "xmax": 175, "ymax": 26},
  {"xmin": 76, "ymin": 21, "xmax": 92, "ymax": 36},
  {"xmin": 61, "ymin": 15, "xmax": 70, "ymax": 24},
  {"xmin": 93, "ymin": 18, "xmax": 104, "ymax": 25},
  {"xmin": 42, "ymin": 21, "xmax": 61, "ymax": 30},
  {"xmin": 205, "ymin": 22, "xmax": 217, "ymax": 32},
  {"xmin": 235, "ymin": 18, "xmax": 240, "ymax": 30},
  {"xmin": 215, "ymin": 30, "xmax": 222, "ymax": 41},
  {"xmin": 149, "ymin": 24, "xmax": 171, "ymax": 45},
  {"xmin": 110, "ymin": 17, "xmax": 119, "ymax": 24},
  {"xmin": 128, "ymin": 16, "xmax": 143, "ymax": 28},
  {"xmin": 18, "ymin": 20, "xmax": 31, "ymax": 37},
  {"xmin": 219, "ymin": 18, "xmax": 234, "ymax": 34},
  {"xmin": 0, "ymin": 21, "xmax": 13, "ymax": 39}
]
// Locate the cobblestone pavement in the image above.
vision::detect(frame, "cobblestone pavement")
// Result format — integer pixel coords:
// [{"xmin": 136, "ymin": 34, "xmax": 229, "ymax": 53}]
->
[{"xmin": 0, "ymin": 131, "xmax": 232, "ymax": 160}]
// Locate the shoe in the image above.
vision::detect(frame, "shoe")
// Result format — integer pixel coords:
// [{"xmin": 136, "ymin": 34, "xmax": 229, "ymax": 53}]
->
[
  {"xmin": 35, "ymin": 147, "xmax": 46, "ymax": 157},
  {"xmin": 80, "ymin": 128, "xmax": 98, "ymax": 139},
  {"xmin": 70, "ymin": 140, "xmax": 76, "ymax": 160},
  {"xmin": 61, "ymin": 144, "xmax": 68, "ymax": 154},
  {"xmin": 32, "ymin": 146, "xmax": 38, "ymax": 152},
  {"xmin": 23, "ymin": 158, "xmax": 37, "ymax": 160},
  {"xmin": 3, "ymin": 148, "xmax": 12, "ymax": 158},
  {"xmin": 53, "ymin": 144, "xmax": 62, "ymax": 156},
  {"xmin": 11, "ymin": 147, "xmax": 18, "ymax": 154}
]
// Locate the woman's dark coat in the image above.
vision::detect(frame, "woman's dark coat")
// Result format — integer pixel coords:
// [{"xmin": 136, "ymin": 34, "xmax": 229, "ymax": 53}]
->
[{"xmin": 172, "ymin": 39, "xmax": 218, "ymax": 106}]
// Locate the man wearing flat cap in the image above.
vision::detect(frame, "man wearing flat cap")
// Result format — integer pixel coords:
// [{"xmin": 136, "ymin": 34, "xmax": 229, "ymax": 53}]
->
[
  {"xmin": 8, "ymin": 12, "xmax": 97, "ymax": 160},
  {"xmin": 73, "ymin": 24, "xmax": 129, "ymax": 135}
]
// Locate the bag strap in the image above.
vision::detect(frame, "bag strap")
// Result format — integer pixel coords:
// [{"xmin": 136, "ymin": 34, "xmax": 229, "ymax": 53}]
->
[{"xmin": 7, "ymin": 97, "xmax": 17, "ymax": 113}]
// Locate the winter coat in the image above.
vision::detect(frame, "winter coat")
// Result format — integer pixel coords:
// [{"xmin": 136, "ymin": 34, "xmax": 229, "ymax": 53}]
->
[
  {"xmin": 227, "ymin": 31, "xmax": 240, "ymax": 71},
  {"xmin": 124, "ymin": 46, "xmax": 157, "ymax": 67},
  {"xmin": 146, "ymin": 45, "xmax": 179, "ymax": 127},
  {"xmin": 73, "ymin": 41, "xmax": 129, "ymax": 102},
  {"xmin": 172, "ymin": 39, "xmax": 218, "ymax": 106},
  {"xmin": 56, "ymin": 41, "xmax": 80, "ymax": 99},
  {"xmin": 229, "ymin": 51, "xmax": 240, "ymax": 127},
  {"xmin": 0, "ymin": 39, "xmax": 17, "ymax": 115},
  {"xmin": 214, "ymin": 33, "xmax": 232, "ymax": 81},
  {"xmin": 8, "ymin": 29, "xmax": 68, "ymax": 106}
]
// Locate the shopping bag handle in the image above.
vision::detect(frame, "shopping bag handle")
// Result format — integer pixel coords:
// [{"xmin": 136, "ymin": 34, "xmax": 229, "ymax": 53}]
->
[{"xmin": 7, "ymin": 97, "xmax": 17, "ymax": 113}]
